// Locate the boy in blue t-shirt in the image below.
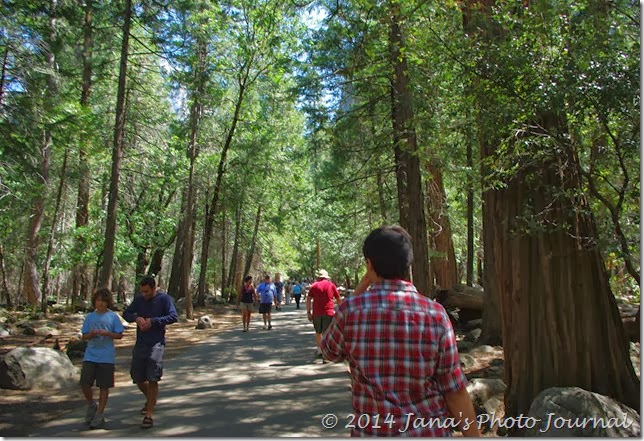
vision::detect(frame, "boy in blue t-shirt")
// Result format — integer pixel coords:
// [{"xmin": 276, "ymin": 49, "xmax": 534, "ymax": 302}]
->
[
  {"xmin": 256, "ymin": 275, "xmax": 276, "ymax": 329},
  {"xmin": 80, "ymin": 288, "xmax": 124, "ymax": 429}
]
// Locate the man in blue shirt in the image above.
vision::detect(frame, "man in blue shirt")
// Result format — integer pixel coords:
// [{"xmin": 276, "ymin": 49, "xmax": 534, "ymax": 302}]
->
[
  {"xmin": 122, "ymin": 276, "xmax": 178, "ymax": 429},
  {"xmin": 256, "ymin": 275, "xmax": 276, "ymax": 329},
  {"xmin": 274, "ymin": 273, "xmax": 284, "ymax": 311}
]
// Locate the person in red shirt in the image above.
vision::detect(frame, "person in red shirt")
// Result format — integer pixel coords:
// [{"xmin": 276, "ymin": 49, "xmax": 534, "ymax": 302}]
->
[
  {"xmin": 320, "ymin": 225, "xmax": 480, "ymax": 437},
  {"xmin": 306, "ymin": 269, "xmax": 342, "ymax": 360}
]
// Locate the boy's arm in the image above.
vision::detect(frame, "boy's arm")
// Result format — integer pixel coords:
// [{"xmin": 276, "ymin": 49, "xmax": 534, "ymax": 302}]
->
[
  {"xmin": 434, "ymin": 313, "xmax": 479, "ymax": 436},
  {"xmin": 445, "ymin": 387, "xmax": 480, "ymax": 436},
  {"xmin": 319, "ymin": 308, "xmax": 346, "ymax": 362}
]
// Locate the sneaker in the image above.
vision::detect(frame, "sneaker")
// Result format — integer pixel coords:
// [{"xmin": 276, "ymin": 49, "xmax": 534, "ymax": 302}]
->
[
  {"xmin": 268, "ymin": 324, "xmax": 273, "ymax": 330},
  {"xmin": 89, "ymin": 412, "xmax": 105, "ymax": 429},
  {"xmin": 85, "ymin": 402, "xmax": 98, "ymax": 425},
  {"xmin": 263, "ymin": 325, "xmax": 267, "ymax": 329},
  {"xmin": 243, "ymin": 328, "xmax": 248, "ymax": 332}
]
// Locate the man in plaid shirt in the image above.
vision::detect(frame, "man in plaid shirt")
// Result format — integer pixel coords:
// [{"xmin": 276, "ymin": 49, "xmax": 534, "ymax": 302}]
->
[{"xmin": 320, "ymin": 226, "xmax": 480, "ymax": 437}]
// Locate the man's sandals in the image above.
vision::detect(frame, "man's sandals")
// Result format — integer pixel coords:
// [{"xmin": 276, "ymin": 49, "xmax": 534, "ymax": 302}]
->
[{"xmin": 141, "ymin": 416, "xmax": 153, "ymax": 429}]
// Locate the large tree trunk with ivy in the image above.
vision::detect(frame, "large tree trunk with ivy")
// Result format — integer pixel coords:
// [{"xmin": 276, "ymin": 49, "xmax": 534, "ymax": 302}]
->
[
  {"xmin": 226, "ymin": 202, "xmax": 243, "ymax": 290},
  {"xmin": 387, "ymin": 0, "xmax": 431, "ymax": 296},
  {"xmin": 168, "ymin": 187, "xmax": 188, "ymax": 299},
  {"xmin": 0, "ymin": 244, "xmax": 12, "ymax": 307},
  {"xmin": 98, "ymin": 0, "xmax": 132, "ymax": 289},
  {"xmin": 426, "ymin": 163, "xmax": 458, "ymax": 290}
]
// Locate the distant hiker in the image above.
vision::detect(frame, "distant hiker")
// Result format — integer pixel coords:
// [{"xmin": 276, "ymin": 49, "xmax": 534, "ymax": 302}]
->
[
  {"xmin": 122, "ymin": 276, "xmax": 178, "ymax": 429},
  {"xmin": 306, "ymin": 269, "xmax": 342, "ymax": 359},
  {"xmin": 238, "ymin": 275, "xmax": 258, "ymax": 332},
  {"xmin": 256, "ymin": 275, "xmax": 276, "ymax": 329},
  {"xmin": 292, "ymin": 281, "xmax": 303, "ymax": 309},
  {"xmin": 285, "ymin": 281, "xmax": 292, "ymax": 305},
  {"xmin": 80, "ymin": 288, "xmax": 124, "ymax": 429},
  {"xmin": 320, "ymin": 225, "xmax": 480, "ymax": 436},
  {"xmin": 274, "ymin": 273, "xmax": 284, "ymax": 311}
]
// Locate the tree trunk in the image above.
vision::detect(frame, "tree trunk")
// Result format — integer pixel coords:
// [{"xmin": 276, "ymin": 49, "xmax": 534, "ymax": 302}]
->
[
  {"xmin": 72, "ymin": 0, "xmax": 93, "ymax": 304},
  {"xmin": 41, "ymin": 147, "xmax": 69, "ymax": 315},
  {"xmin": 227, "ymin": 202, "xmax": 243, "ymax": 289},
  {"xmin": 426, "ymin": 163, "xmax": 458, "ymax": 290},
  {"xmin": 196, "ymin": 78, "xmax": 246, "ymax": 302},
  {"xmin": 23, "ymin": 0, "xmax": 57, "ymax": 305},
  {"xmin": 387, "ymin": 0, "xmax": 431, "ymax": 296},
  {"xmin": 243, "ymin": 205, "xmax": 262, "ymax": 278},
  {"xmin": 168, "ymin": 187, "xmax": 188, "ymax": 299},
  {"xmin": 98, "ymin": 0, "xmax": 131, "ymax": 289},
  {"xmin": 0, "ymin": 244, "xmax": 12, "ymax": 307},
  {"xmin": 219, "ymin": 203, "xmax": 227, "ymax": 298},
  {"xmin": 135, "ymin": 248, "xmax": 148, "ymax": 282},
  {"xmin": 0, "ymin": 44, "xmax": 9, "ymax": 108},
  {"xmin": 466, "ymin": 120, "xmax": 475, "ymax": 287}
]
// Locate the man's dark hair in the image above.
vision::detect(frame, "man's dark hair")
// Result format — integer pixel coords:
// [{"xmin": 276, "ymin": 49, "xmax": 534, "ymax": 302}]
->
[
  {"xmin": 244, "ymin": 275, "xmax": 252, "ymax": 283},
  {"xmin": 362, "ymin": 225, "xmax": 413, "ymax": 279},
  {"xmin": 140, "ymin": 276, "xmax": 156, "ymax": 289},
  {"xmin": 264, "ymin": 274, "xmax": 270, "ymax": 280},
  {"xmin": 93, "ymin": 287, "xmax": 114, "ymax": 309}
]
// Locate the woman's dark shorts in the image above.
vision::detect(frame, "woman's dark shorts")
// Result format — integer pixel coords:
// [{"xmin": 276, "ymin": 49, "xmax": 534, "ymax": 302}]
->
[
  {"xmin": 130, "ymin": 342, "xmax": 165, "ymax": 383},
  {"xmin": 80, "ymin": 361, "xmax": 115, "ymax": 388}
]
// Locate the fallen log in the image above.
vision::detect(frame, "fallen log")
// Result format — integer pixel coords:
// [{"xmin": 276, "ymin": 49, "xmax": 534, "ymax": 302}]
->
[{"xmin": 436, "ymin": 286, "xmax": 484, "ymax": 311}]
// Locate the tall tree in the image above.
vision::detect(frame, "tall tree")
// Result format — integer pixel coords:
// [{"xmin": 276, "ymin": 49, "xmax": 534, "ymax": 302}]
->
[
  {"xmin": 98, "ymin": 0, "xmax": 132, "ymax": 289},
  {"xmin": 387, "ymin": 0, "xmax": 431, "ymax": 296}
]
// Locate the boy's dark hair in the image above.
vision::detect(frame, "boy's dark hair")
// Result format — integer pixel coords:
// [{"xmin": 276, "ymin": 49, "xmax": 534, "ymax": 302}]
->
[
  {"xmin": 362, "ymin": 225, "xmax": 413, "ymax": 279},
  {"xmin": 264, "ymin": 274, "xmax": 270, "ymax": 280},
  {"xmin": 93, "ymin": 287, "xmax": 114, "ymax": 309},
  {"xmin": 140, "ymin": 275, "xmax": 156, "ymax": 289},
  {"xmin": 244, "ymin": 275, "xmax": 253, "ymax": 282}
]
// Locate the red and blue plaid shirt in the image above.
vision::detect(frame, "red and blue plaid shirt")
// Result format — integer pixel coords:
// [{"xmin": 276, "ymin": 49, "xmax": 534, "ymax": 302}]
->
[{"xmin": 320, "ymin": 280, "xmax": 467, "ymax": 437}]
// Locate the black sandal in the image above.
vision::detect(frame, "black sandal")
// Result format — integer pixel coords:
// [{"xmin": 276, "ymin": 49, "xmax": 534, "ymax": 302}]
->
[
  {"xmin": 141, "ymin": 416, "xmax": 153, "ymax": 429},
  {"xmin": 140, "ymin": 405, "xmax": 147, "ymax": 415}
]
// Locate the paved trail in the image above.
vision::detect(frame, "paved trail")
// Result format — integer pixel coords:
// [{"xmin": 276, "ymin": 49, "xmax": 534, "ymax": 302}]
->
[{"xmin": 32, "ymin": 305, "xmax": 352, "ymax": 437}]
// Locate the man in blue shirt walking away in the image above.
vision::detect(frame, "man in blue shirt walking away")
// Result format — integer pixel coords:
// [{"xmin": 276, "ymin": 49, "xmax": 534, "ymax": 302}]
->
[
  {"xmin": 123, "ymin": 276, "xmax": 178, "ymax": 429},
  {"xmin": 256, "ymin": 274, "xmax": 276, "ymax": 329}
]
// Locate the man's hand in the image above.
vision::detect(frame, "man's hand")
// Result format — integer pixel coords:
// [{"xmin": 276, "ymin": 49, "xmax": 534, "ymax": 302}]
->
[
  {"xmin": 96, "ymin": 329, "xmax": 109, "ymax": 337},
  {"xmin": 89, "ymin": 329, "xmax": 100, "ymax": 337},
  {"xmin": 136, "ymin": 317, "xmax": 152, "ymax": 331},
  {"xmin": 307, "ymin": 311, "xmax": 313, "ymax": 321}
]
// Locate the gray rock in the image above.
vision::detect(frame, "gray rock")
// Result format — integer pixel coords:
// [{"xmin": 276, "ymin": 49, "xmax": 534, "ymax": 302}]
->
[
  {"xmin": 74, "ymin": 300, "xmax": 92, "ymax": 312},
  {"xmin": 0, "ymin": 347, "xmax": 78, "ymax": 390},
  {"xmin": 471, "ymin": 344, "xmax": 496, "ymax": 355},
  {"xmin": 196, "ymin": 315, "xmax": 213, "ymax": 329},
  {"xmin": 466, "ymin": 328, "xmax": 482, "ymax": 342},
  {"xmin": 16, "ymin": 322, "xmax": 35, "ymax": 336},
  {"xmin": 526, "ymin": 387, "xmax": 640, "ymax": 437},
  {"xmin": 34, "ymin": 327, "xmax": 60, "ymax": 337},
  {"xmin": 457, "ymin": 340, "xmax": 474, "ymax": 353},
  {"xmin": 459, "ymin": 353, "xmax": 476, "ymax": 370},
  {"xmin": 467, "ymin": 378, "xmax": 506, "ymax": 407},
  {"xmin": 112, "ymin": 303, "xmax": 125, "ymax": 312},
  {"xmin": 65, "ymin": 339, "xmax": 87, "ymax": 360},
  {"xmin": 0, "ymin": 326, "xmax": 9, "ymax": 338}
]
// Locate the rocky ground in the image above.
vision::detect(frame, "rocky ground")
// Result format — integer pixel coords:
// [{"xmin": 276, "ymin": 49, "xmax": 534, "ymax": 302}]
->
[{"xmin": 0, "ymin": 304, "xmax": 238, "ymax": 436}]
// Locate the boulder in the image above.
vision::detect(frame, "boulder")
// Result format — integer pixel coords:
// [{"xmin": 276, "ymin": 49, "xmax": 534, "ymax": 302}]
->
[
  {"xmin": 457, "ymin": 340, "xmax": 474, "ymax": 353},
  {"xmin": 466, "ymin": 328, "xmax": 482, "ymax": 342},
  {"xmin": 196, "ymin": 315, "xmax": 213, "ymax": 329},
  {"xmin": 16, "ymin": 321, "xmax": 35, "ymax": 336},
  {"xmin": 463, "ymin": 318, "xmax": 483, "ymax": 331},
  {"xmin": 74, "ymin": 300, "xmax": 92, "ymax": 312},
  {"xmin": 34, "ymin": 326, "xmax": 60, "ymax": 337},
  {"xmin": 0, "ymin": 325, "xmax": 10, "ymax": 338},
  {"xmin": 112, "ymin": 303, "xmax": 125, "ymax": 312},
  {"xmin": 470, "ymin": 344, "xmax": 496, "ymax": 355},
  {"xmin": 459, "ymin": 353, "xmax": 476, "ymax": 370},
  {"xmin": 65, "ymin": 338, "xmax": 88, "ymax": 360},
  {"xmin": 526, "ymin": 387, "xmax": 640, "ymax": 437},
  {"xmin": 467, "ymin": 378, "xmax": 506, "ymax": 408},
  {"xmin": 0, "ymin": 347, "xmax": 78, "ymax": 390}
]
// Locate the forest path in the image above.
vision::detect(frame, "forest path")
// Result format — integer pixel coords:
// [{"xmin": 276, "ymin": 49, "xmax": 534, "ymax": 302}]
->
[{"xmin": 31, "ymin": 304, "xmax": 351, "ymax": 437}]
